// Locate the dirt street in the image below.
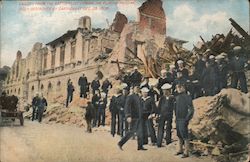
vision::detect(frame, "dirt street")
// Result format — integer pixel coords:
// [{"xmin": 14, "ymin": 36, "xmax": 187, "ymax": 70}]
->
[{"xmin": 0, "ymin": 120, "xmax": 213, "ymax": 162}]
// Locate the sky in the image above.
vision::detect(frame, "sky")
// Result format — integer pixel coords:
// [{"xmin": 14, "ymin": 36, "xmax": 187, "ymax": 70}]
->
[{"xmin": 0, "ymin": 0, "xmax": 249, "ymax": 67}]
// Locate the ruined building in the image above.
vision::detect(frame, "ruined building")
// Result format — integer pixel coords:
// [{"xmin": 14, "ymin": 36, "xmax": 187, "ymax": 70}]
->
[{"xmin": 4, "ymin": 0, "xmax": 181, "ymax": 102}]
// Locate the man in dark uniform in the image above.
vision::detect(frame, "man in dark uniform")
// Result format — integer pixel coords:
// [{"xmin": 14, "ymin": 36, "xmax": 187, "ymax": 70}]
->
[
  {"xmin": 37, "ymin": 93, "xmax": 47, "ymax": 123},
  {"xmin": 123, "ymin": 70, "xmax": 132, "ymax": 89},
  {"xmin": 85, "ymin": 100, "xmax": 96, "ymax": 133},
  {"xmin": 32, "ymin": 92, "xmax": 39, "ymax": 121},
  {"xmin": 78, "ymin": 73, "xmax": 88, "ymax": 98},
  {"xmin": 130, "ymin": 67, "xmax": 142, "ymax": 87},
  {"xmin": 209, "ymin": 55, "xmax": 220, "ymax": 94},
  {"xmin": 98, "ymin": 92, "xmax": 107, "ymax": 126},
  {"xmin": 110, "ymin": 88, "xmax": 122, "ymax": 136},
  {"xmin": 92, "ymin": 90, "xmax": 100, "ymax": 127},
  {"xmin": 157, "ymin": 83, "xmax": 175, "ymax": 147},
  {"xmin": 172, "ymin": 71, "xmax": 187, "ymax": 95},
  {"xmin": 194, "ymin": 53, "xmax": 206, "ymax": 81},
  {"xmin": 216, "ymin": 54, "xmax": 229, "ymax": 91},
  {"xmin": 158, "ymin": 69, "xmax": 171, "ymax": 96},
  {"xmin": 66, "ymin": 81, "xmax": 75, "ymax": 108},
  {"xmin": 229, "ymin": 46, "xmax": 248, "ymax": 93},
  {"xmin": 119, "ymin": 85, "xmax": 129, "ymax": 137},
  {"xmin": 102, "ymin": 78, "xmax": 112, "ymax": 95},
  {"xmin": 118, "ymin": 86, "xmax": 145, "ymax": 151},
  {"xmin": 140, "ymin": 87, "xmax": 157, "ymax": 146},
  {"xmin": 201, "ymin": 61, "xmax": 217, "ymax": 96},
  {"xmin": 91, "ymin": 77, "xmax": 100, "ymax": 95},
  {"xmin": 175, "ymin": 84, "xmax": 194, "ymax": 158},
  {"xmin": 177, "ymin": 60, "xmax": 189, "ymax": 80}
]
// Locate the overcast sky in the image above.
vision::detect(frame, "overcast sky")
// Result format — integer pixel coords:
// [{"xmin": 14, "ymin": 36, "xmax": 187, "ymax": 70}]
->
[{"xmin": 1, "ymin": 0, "xmax": 249, "ymax": 67}]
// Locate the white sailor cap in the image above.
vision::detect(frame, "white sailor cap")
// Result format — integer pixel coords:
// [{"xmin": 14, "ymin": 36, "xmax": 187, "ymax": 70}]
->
[
  {"xmin": 101, "ymin": 92, "xmax": 106, "ymax": 98},
  {"xmin": 205, "ymin": 49, "xmax": 211, "ymax": 53},
  {"xmin": 177, "ymin": 60, "xmax": 184, "ymax": 64},
  {"xmin": 141, "ymin": 87, "xmax": 150, "ymax": 93},
  {"xmin": 161, "ymin": 69, "xmax": 167, "ymax": 74},
  {"xmin": 233, "ymin": 46, "xmax": 242, "ymax": 51},
  {"xmin": 215, "ymin": 55, "xmax": 224, "ymax": 60},
  {"xmin": 220, "ymin": 52, "xmax": 227, "ymax": 57},
  {"xmin": 209, "ymin": 55, "xmax": 215, "ymax": 59},
  {"xmin": 161, "ymin": 83, "xmax": 172, "ymax": 90},
  {"xmin": 121, "ymin": 83, "xmax": 128, "ymax": 89}
]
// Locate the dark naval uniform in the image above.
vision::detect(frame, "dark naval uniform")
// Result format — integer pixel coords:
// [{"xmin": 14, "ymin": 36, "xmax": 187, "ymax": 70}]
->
[
  {"xmin": 37, "ymin": 97, "xmax": 47, "ymax": 123},
  {"xmin": 157, "ymin": 95, "xmax": 175, "ymax": 147},
  {"xmin": 78, "ymin": 76, "xmax": 88, "ymax": 98},
  {"xmin": 130, "ymin": 70, "xmax": 142, "ymax": 87},
  {"xmin": 118, "ymin": 93, "xmax": 144, "ymax": 150},
  {"xmin": 230, "ymin": 56, "xmax": 248, "ymax": 93},
  {"xmin": 32, "ymin": 96, "xmax": 39, "ymax": 120},
  {"xmin": 141, "ymin": 96, "xmax": 157, "ymax": 145},
  {"xmin": 109, "ymin": 94, "xmax": 121, "ymax": 136},
  {"xmin": 175, "ymin": 92, "xmax": 194, "ymax": 140}
]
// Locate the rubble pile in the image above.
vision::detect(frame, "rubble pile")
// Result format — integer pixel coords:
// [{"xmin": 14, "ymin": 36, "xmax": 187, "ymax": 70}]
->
[{"xmin": 190, "ymin": 88, "xmax": 250, "ymax": 161}]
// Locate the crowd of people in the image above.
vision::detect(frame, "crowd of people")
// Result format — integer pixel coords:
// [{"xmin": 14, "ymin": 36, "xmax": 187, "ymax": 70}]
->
[
  {"xmin": 1, "ymin": 44, "xmax": 247, "ymax": 157},
  {"xmin": 80, "ymin": 45, "xmax": 249, "ymax": 157}
]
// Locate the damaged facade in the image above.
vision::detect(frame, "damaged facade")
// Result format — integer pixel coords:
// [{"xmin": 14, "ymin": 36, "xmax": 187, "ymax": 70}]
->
[
  {"xmin": 4, "ymin": 0, "xmax": 172, "ymax": 102},
  {"xmin": 4, "ymin": 16, "xmax": 121, "ymax": 102}
]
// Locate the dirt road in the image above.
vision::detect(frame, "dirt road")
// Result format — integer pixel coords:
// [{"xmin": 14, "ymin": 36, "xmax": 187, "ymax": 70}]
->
[{"xmin": 0, "ymin": 120, "xmax": 213, "ymax": 162}]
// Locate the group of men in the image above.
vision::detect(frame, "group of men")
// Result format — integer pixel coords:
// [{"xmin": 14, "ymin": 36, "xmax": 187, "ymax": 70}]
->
[
  {"xmin": 31, "ymin": 93, "xmax": 48, "ymax": 123},
  {"xmin": 108, "ymin": 82, "xmax": 193, "ymax": 158},
  {"xmin": 66, "ymin": 73, "xmax": 112, "ymax": 108},
  {"xmin": 107, "ymin": 45, "xmax": 248, "ymax": 157}
]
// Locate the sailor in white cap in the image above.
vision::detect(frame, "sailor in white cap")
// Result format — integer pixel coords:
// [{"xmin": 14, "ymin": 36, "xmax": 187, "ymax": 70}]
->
[
  {"xmin": 140, "ymin": 87, "xmax": 157, "ymax": 145},
  {"xmin": 157, "ymin": 83, "xmax": 174, "ymax": 147},
  {"xmin": 177, "ymin": 59, "xmax": 189, "ymax": 79},
  {"xmin": 158, "ymin": 69, "xmax": 170, "ymax": 96},
  {"xmin": 230, "ymin": 46, "xmax": 248, "ymax": 93},
  {"xmin": 109, "ymin": 87, "xmax": 123, "ymax": 136}
]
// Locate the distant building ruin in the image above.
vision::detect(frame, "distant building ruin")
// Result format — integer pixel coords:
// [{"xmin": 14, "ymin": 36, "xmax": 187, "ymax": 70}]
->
[{"xmin": 4, "ymin": 0, "xmax": 186, "ymax": 102}]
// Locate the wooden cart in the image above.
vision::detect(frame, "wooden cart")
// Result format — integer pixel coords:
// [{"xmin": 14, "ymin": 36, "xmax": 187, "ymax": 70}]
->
[{"xmin": 0, "ymin": 109, "xmax": 24, "ymax": 126}]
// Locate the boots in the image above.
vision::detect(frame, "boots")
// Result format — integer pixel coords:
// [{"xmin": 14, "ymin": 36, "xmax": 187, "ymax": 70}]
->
[
  {"xmin": 182, "ymin": 139, "xmax": 190, "ymax": 158},
  {"xmin": 175, "ymin": 138, "xmax": 184, "ymax": 155}
]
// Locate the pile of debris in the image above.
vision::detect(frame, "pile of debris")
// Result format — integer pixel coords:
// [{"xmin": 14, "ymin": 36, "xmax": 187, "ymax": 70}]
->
[{"xmin": 190, "ymin": 88, "xmax": 250, "ymax": 162}]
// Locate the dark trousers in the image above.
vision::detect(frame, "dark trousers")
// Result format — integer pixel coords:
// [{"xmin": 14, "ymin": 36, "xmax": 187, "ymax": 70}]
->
[
  {"xmin": 231, "ymin": 72, "xmax": 248, "ymax": 93},
  {"xmin": 111, "ymin": 111, "xmax": 120, "ymax": 136},
  {"xmin": 143, "ymin": 118, "xmax": 157, "ymax": 144},
  {"xmin": 92, "ymin": 107, "xmax": 99, "ymax": 127},
  {"xmin": 157, "ymin": 116, "xmax": 173, "ymax": 147},
  {"xmin": 176, "ymin": 119, "xmax": 189, "ymax": 140},
  {"xmin": 118, "ymin": 119, "xmax": 143, "ymax": 149},
  {"xmin": 80, "ymin": 86, "xmax": 87, "ymax": 98},
  {"xmin": 37, "ymin": 107, "xmax": 44, "ymax": 123},
  {"xmin": 32, "ymin": 106, "xmax": 38, "ymax": 121},
  {"xmin": 66, "ymin": 93, "xmax": 73, "ymax": 107},
  {"xmin": 119, "ymin": 111, "xmax": 128, "ymax": 137},
  {"xmin": 86, "ymin": 119, "xmax": 92, "ymax": 133},
  {"xmin": 98, "ymin": 108, "xmax": 106, "ymax": 126}
]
